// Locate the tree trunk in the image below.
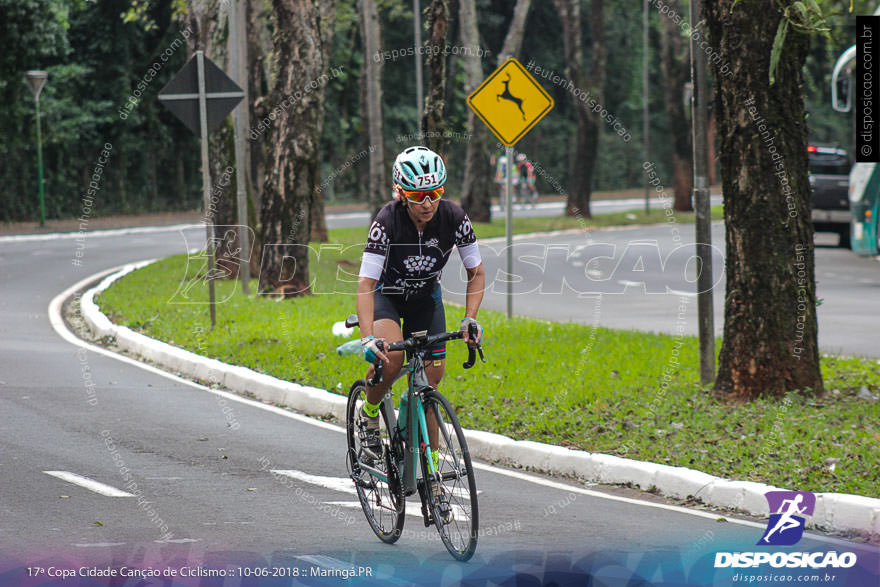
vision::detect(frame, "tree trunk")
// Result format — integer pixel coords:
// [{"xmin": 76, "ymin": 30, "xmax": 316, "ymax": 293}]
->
[
  {"xmin": 309, "ymin": 0, "xmax": 336, "ymax": 243},
  {"xmin": 422, "ymin": 0, "xmax": 448, "ymax": 153},
  {"xmin": 259, "ymin": 0, "xmax": 336, "ymax": 295},
  {"xmin": 458, "ymin": 0, "xmax": 493, "ymax": 222},
  {"xmin": 359, "ymin": 0, "xmax": 386, "ymax": 218},
  {"xmin": 705, "ymin": 0, "xmax": 823, "ymax": 399},
  {"xmin": 497, "ymin": 0, "xmax": 532, "ymax": 62},
  {"xmin": 553, "ymin": 0, "xmax": 603, "ymax": 219},
  {"xmin": 659, "ymin": 0, "xmax": 693, "ymax": 212},
  {"xmin": 183, "ymin": 2, "xmax": 241, "ymax": 277},
  {"xmin": 708, "ymin": 112, "xmax": 718, "ymax": 185},
  {"xmin": 460, "ymin": 0, "xmax": 532, "ymax": 222},
  {"xmin": 247, "ymin": 0, "xmax": 271, "ymax": 222}
]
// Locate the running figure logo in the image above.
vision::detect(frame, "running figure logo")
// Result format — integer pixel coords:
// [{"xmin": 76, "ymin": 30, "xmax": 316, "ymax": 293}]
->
[
  {"xmin": 497, "ymin": 73, "xmax": 526, "ymax": 120},
  {"xmin": 758, "ymin": 490, "xmax": 816, "ymax": 546}
]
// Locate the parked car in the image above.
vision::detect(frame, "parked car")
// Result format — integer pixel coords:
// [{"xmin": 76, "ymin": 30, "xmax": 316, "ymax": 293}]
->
[{"xmin": 808, "ymin": 144, "xmax": 851, "ymax": 248}]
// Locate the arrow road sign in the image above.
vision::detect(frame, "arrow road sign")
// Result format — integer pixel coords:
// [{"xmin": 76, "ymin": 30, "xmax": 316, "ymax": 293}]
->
[
  {"xmin": 158, "ymin": 51, "xmax": 244, "ymax": 328},
  {"xmin": 158, "ymin": 53, "xmax": 244, "ymax": 134}
]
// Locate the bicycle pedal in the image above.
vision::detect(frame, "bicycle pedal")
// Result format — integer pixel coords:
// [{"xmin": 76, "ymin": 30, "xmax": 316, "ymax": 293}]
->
[
  {"xmin": 361, "ymin": 446, "xmax": 381, "ymax": 462},
  {"xmin": 351, "ymin": 474, "xmax": 374, "ymax": 490}
]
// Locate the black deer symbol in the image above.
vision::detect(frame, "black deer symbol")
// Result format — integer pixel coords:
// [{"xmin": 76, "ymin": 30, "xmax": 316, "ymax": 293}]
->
[{"xmin": 497, "ymin": 73, "xmax": 526, "ymax": 120}]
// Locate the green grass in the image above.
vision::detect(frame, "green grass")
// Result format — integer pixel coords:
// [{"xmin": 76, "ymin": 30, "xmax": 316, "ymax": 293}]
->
[{"xmin": 96, "ymin": 212, "xmax": 880, "ymax": 498}]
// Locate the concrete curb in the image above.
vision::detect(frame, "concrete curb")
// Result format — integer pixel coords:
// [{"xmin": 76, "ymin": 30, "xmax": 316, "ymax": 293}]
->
[{"xmin": 80, "ymin": 262, "xmax": 879, "ymax": 540}]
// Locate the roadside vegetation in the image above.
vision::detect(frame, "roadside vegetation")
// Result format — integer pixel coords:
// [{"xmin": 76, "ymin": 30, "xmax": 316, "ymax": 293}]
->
[{"xmin": 96, "ymin": 213, "xmax": 880, "ymax": 498}]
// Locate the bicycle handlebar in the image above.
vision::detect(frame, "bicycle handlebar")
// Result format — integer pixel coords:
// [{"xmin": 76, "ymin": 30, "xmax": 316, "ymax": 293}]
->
[{"xmin": 363, "ymin": 326, "xmax": 485, "ymax": 386}]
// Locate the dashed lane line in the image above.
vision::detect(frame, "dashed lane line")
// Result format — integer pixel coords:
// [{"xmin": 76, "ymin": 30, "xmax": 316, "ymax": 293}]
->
[{"xmin": 44, "ymin": 471, "xmax": 135, "ymax": 497}]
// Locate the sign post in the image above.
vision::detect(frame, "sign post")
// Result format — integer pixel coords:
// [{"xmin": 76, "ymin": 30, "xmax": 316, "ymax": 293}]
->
[
  {"xmin": 689, "ymin": 0, "xmax": 715, "ymax": 384},
  {"xmin": 158, "ymin": 51, "xmax": 244, "ymax": 328},
  {"xmin": 467, "ymin": 57, "xmax": 554, "ymax": 319}
]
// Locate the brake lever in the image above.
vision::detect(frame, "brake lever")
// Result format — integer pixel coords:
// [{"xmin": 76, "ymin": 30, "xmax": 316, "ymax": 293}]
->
[
  {"xmin": 462, "ymin": 322, "xmax": 485, "ymax": 369},
  {"xmin": 463, "ymin": 347, "xmax": 476, "ymax": 369}
]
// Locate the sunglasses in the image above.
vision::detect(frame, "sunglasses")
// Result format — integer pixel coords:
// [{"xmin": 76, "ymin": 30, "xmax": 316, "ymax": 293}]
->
[{"xmin": 400, "ymin": 186, "xmax": 444, "ymax": 204}]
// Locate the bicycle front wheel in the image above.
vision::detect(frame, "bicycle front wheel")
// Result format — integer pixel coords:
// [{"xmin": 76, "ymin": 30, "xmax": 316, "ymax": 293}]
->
[
  {"xmin": 422, "ymin": 389, "xmax": 479, "ymax": 561},
  {"xmin": 346, "ymin": 380, "xmax": 405, "ymax": 544}
]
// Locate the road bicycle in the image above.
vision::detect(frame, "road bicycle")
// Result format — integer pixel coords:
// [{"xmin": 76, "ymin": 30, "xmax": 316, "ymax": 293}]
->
[
  {"xmin": 338, "ymin": 315, "xmax": 484, "ymax": 561},
  {"xmin": 498, "ymin": 177, "xmax": 538, "ymax": 211},
  {"xmin": 516, "ymin": 178, "xmax": 539, "ymax": 208}
]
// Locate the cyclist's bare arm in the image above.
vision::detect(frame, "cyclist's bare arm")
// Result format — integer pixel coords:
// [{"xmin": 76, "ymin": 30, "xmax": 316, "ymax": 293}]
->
[{"xmin": 463, "ymin": 264, "xmax": 485, "ymax": 346}]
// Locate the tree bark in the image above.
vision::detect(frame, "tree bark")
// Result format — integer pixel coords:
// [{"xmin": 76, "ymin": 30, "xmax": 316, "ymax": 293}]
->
[
  {"xmin": 659, "ymin": 0, "xmax": 693, "ymax": 212},
  {"xmin": 183, "ymin": 2, "xmax": 241, "ymax": 277},
  {"xmin": 497, "ymin": 0, "xmax": 532, "ymax": 62},
  {"xmin": 458, "ymin": 0, "xmax": 492, "ymax": 222},
  {"xmin": 258, "ymin": 0, "xmax": 336, "ymax": 295},
  {"xmin": 359, "ymin": 0, "xmax": 386, "ymax": 218},
  {"xmin": 553, "ymin": 0, "xmax": 603, "ymax": 219},
  {"xmin": 705, "ymin": 0, "xmax": 823, "ymax": 399},
  {"xmin": 422, "ymin": 0, "xmax": 449, "ymax": 154}
]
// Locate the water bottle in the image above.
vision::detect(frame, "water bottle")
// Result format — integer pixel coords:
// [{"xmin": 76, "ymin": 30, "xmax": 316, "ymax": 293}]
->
[
  {"xmin": 399, "ymin": 392, "xmax": 409, "ymax": 435},
  {"xmin": 336, "ymin": 339, "xmax": 363, "ymax": 356}
]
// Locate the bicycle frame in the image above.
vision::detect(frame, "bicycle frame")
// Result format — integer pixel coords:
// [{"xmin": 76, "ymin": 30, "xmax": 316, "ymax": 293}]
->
[{"xmin": 375, "ymin": 351, "xmax": 436, "ymax": 497}]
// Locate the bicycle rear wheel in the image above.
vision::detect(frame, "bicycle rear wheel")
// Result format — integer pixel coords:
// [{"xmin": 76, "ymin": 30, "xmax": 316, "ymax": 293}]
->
[
  {"xmin": 346, "ymin": 380, "xmax": 405, "ymax": 543},
  {"xmin": 421, "ymin": 389, "xmax": 479, "ymax": 561}
]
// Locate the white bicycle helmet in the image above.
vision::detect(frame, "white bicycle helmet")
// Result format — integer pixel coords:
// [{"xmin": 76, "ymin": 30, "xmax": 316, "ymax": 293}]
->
[{"xmin": 392, "ymin": 146, "xmax": 447, "ymax": 191}]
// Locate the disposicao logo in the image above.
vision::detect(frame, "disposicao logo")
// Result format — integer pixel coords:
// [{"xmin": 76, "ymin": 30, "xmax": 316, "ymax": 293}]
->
[
  {"xmin": 758, "ymin": 490, "xmax": 815, "ymax": 546},
  {"xmin": 714, "ymin": 489, "xmax": 858, "ymax": 570}
]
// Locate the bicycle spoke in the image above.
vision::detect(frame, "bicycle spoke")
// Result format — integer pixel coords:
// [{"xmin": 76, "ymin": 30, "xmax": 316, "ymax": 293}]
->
[
  {"xmin": 346, "ymin": 381, "xmax": 405, "ymax": 544},
  {"xmin": 423, "ymin": 390, "xmax": 479, "ymax": 561}
]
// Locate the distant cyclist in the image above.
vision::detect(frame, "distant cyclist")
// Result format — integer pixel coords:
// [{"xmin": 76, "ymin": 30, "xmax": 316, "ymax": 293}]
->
[
  {"xmin": 515, "ymin": 153, "xmax": 538, "ymax": 205},
  {"xmin": 356, "ymin": 146, "xmax": 485, "ymax": 494},
  {"xmin": 494, "ymin": 153, "xmax": 513, "ymax": 208}
]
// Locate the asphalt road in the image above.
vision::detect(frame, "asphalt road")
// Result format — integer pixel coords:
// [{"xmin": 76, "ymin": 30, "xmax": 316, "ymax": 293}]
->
[
  {"xmin": 326, "ymin": 196, "xmax": 709, "ymax": 228},
  {"xmin": 0, "ymin": 211, "xmax": 877, "ymax": 585},
  {"xmin": 442, "ymin": 222, "xmax": 880, "ymax": 358}
]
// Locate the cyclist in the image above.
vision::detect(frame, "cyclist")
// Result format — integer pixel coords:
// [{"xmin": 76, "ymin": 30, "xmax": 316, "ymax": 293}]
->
[
  {"xmin": 356, "ymin": 146, "xmax": 485, "ymax": 505},
  {"xmin": 515, "ymin": 153, "xmax": 538, "ymax": 205}
]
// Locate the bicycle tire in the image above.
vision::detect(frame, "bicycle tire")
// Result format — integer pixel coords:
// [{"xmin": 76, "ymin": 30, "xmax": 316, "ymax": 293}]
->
[
  {"xmin": 346, "ymin": 380, "xmax": 405, "ymax": 544},
  {"xmin": 420, "ymin": 389, "xmax": 479, "ymax": 561}
]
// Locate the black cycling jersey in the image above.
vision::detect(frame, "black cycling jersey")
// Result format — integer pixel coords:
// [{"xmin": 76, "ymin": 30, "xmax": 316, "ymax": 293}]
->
[{"xmin": 364, "ymin": 199, "xmax": 477, "ymax": 300}]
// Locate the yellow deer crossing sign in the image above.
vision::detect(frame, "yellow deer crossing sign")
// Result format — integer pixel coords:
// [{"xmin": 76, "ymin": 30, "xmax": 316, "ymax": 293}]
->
[{"xmin": 467, "ymin": 58, "xmax": 554, "ymax": 147}]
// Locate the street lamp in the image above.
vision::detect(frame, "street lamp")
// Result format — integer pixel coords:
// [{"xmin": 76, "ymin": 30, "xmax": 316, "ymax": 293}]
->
[{"xmin": 25, "ymin": 70, "xmax": 48, "ymax": 227}]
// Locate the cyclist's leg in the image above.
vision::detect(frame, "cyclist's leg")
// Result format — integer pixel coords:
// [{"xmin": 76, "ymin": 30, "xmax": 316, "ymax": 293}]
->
[
  {"xmin": 419, "ymin": 288, "xmax": 447, "ymax": 456},
  {"xmin": 396, "ymin": 289, "xmax": 445, "ymax": 455},
  {"xmin": 365, "ymin": 292, "xmax": 405, "ymax": 405},
  {"xmin": 424, "ymin": 359, "xmax": 445, "ymax": 457}
]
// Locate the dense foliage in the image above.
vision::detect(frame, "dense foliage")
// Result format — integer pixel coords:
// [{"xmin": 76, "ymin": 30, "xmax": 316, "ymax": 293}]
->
[
  {"xmin": 0, "ymin": 0, "xmax": 199, "ymax": 222},
  {"xmin": 0, "ymin": 0, "xmax": 861, "ymax": 222}
]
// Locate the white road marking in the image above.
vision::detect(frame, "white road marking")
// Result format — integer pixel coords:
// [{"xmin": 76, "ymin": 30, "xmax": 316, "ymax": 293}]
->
[
  {"xmin": 73, "ymin": 542, "xmax": 127, "ymax": 548},
  {"xmin": 155, "ymin": 538, "xmax": 201, "ymax": 544},
  {"xmin": 274, "ymin": 469, "xmax": 479, "ymax": 500},
  {"xmin": 47, "ymin": 268, "xmax": 863, "ymax": 547},
  {"xmin": 326, "ymin": 501, "xmax": 423, "ymax": 520},
  {"xmin": 272, "ymin": 470, "xmax": 356, "ymax": 494},
  {"xmin": 667, "ymin": 290, "xmax": 698, "ymax": 297},
  {"xmin": 0, "ymin": 223, "xmax": 203, "ymax": 243},
  {"xmin": 44, "ymin": 471, "xmax": 134, "ymax": 497}
]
